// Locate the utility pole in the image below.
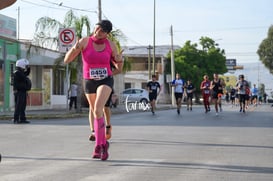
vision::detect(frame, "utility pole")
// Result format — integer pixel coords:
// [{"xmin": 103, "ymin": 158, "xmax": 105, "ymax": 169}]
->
[
  {"xmin": 98, "ymin": 0, "xmax": 102, "ymax": 21},
  {"xmin": 148, "ymin": 45, "xmax": 152, "ymax": 79},
  {"xmin": 152, "ymin": 0, "xmax": 156, "ymax": 75},
  {"xmin": 170, "ymin": 25, "xmax": 176, "ymax": 106},
  {"xmin": 17, "ymin": 6, "xmax": 20, "ymax": 40}
]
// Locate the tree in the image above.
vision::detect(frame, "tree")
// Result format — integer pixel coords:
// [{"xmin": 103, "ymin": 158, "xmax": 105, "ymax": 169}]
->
[
  {"xmin": 165, "ymin": 36, "xmax": 227, "ymax": 101},
  {"xmin": 257, "ymin": 25, "xmax": 273, "ymax": 73}
]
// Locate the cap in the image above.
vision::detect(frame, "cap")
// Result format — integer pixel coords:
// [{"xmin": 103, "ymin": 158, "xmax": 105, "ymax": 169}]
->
[
  {"xmin": 239, "ymin": 74, "xmax": 244, "ymax": 79},
  {"xmin": 16, "ymin": 58, "xmax": 29, "ymax": 69},
  {"xmin": 96, "ymin": 20, "xmax": 112, "ymax": 33}
]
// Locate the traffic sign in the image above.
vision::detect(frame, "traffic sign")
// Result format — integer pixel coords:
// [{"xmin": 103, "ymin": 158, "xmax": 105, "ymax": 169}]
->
[
  {"xmin": 59, "ymin": 28, "xmax": 76, "ymax": 53},
  {"xmin": 226, "ymin": 59, "xmax": 236, "ymax": 66}
]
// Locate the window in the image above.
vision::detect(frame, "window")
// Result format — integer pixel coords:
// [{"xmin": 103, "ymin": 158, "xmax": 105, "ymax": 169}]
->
[
  {"xmin": 141, "ymin": 82, "xmax": 147, "ymax": 89},
  {"xmin": 134, "ymin": 89, "xmax": 142, "ymax": 94},
  {"xmin": 123, "ymin": 89, "xmax": 132, "ymax": 94},
  {"xmin": 124, "ymin": 82, "xmax": 131, "ymax": 89}
]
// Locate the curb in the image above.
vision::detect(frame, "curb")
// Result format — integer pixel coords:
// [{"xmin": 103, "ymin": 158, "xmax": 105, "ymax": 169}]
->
[{"xmin": 0, "ymin": 105, "xmax": 174, "ymax": 121}]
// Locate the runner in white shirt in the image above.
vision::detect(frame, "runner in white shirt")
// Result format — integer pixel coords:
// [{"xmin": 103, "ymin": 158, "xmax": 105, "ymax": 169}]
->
[{"xmin": 171, "ymin": 73, "xmax": 185, "ymax": 115}]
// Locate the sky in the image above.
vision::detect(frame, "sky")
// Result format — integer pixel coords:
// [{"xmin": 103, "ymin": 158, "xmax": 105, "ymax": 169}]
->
[{"xmin": 1, "ymin": 0, "xmax": 273, "ymax": 65}]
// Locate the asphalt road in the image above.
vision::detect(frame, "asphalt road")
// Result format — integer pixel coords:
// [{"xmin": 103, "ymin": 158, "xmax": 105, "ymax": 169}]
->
[{"xmin": 0, "ymin": 104, "xmax": 273, "ymax": 181}]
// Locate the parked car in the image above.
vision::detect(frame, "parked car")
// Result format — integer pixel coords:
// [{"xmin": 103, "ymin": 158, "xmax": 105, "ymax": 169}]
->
[
  {"xmin": 110, "ymin": 93, "xmax": 119, "ymax": 108},
  {"xmin": 268, "ymin": 98, "xmax": 273, "ymax": 103},
  {"xmin": 120, "ymin": 88, "xmax": 149, "ymax": 104}
]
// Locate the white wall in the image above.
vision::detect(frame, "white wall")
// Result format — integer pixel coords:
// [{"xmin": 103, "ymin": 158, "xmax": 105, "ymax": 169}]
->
[{"xmin": 51, "ymin": 95, "xmax": 67, "ymax": 109}]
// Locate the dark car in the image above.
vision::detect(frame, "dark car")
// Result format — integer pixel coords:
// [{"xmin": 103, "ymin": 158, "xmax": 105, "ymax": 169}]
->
[{"xmin": 268, "ymin": 98, "xmax": 273, "ymax": 103}]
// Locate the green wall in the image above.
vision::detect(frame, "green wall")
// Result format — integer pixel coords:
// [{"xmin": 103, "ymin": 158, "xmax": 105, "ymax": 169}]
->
[{"xmin": 0, "ymin": 38, "xmax": 19, "ymax": 111}]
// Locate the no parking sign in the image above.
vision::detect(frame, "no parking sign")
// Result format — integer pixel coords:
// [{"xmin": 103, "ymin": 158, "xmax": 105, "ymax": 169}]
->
[{"xmin": 58, "ymin": 28, "xmax": 76, "ymax": 53}]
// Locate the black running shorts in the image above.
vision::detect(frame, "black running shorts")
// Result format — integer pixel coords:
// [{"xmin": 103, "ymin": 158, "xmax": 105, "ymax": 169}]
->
[{"xmin": 84, "ymin": 76, "xmax": 113, "ymax": 94}]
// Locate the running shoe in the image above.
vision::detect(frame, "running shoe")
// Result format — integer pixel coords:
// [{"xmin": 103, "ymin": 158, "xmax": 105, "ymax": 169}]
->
[
  {"xmin": 106, "ymin": 140, "xmax": 110, "ymax": 149},
  {"xmin": 92, "ymin": 145, "xmax": 101, "ymax": 159},
  {"xmin": 16, "ymin": 120, "xmax": 30, "ymax": 124},
  {"xmin": 89, "ymin": 131, "xmax": 96, "ymax": 141},
  {"xmin": 177, "ymin": 109, "xmax": 180, "ymax": 115},
  {"xmin": 101, "ymin": 141, "xmax": 109, "ymax": 161},
  {"xmin": 106, "ymin": 125, "xmax": 112, "ymax": 140}
]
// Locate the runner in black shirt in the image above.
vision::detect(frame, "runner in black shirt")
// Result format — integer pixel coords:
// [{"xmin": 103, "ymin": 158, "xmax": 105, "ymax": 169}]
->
[{"xmin": 147, "ymin": 75, "xmax": 161, "ymax": 115}]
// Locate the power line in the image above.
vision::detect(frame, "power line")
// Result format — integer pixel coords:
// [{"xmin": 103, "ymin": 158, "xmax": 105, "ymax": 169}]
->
[
  {"xmin": 40, "ymin": 0, "xmax": 97, "ymax": 13},
  {"xmin": 21, "ymin": 0, "xmax": 65, "ymax": 10},
  {"xmin": 20, "ymin": 1, "xmax": 167, "ymax": 46},
  {"xmin": 21, "ymin": 0, "xmax": 97, "ymax": 13}
]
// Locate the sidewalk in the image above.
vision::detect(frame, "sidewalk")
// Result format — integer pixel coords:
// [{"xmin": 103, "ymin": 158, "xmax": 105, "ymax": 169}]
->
[{"xmin": 0, "ymin": 103, "xmax": 174, "ymax": 121}]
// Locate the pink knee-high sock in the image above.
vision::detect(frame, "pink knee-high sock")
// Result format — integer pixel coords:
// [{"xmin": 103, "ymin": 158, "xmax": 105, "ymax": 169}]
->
[{"xmin": 94, "ymin": 117, "xmax": 106, "ymax": 146}]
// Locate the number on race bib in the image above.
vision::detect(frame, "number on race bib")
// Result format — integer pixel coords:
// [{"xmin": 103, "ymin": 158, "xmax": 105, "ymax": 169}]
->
[{"xmin": 89, "ymin": 68, "xmax": 108, "ymax": 79}]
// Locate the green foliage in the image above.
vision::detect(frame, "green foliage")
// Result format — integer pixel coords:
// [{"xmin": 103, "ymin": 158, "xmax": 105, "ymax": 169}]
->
[
  {"xmin": 122, "ymin": 57, "xmax": 132, "ymax": 73},
  {"xmin": 165, "ymin": 36, "xmax": 227, "ymax": 94},
  {"xmin": 108, "ymin": 29, "xmax": 125, "ymax": 52},
  {"xmin": 108, "ymin": 29, "xmax": 131, "ymax": 73},
  {"xmin": 257, "ymin": 25, "xmax": 273, "ymax": 73}
]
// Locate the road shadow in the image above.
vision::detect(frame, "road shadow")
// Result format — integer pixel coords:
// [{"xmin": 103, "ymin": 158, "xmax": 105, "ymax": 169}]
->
[{"xmin": 2, "ymin": 155, "xmax": 273, "ymax": 174}]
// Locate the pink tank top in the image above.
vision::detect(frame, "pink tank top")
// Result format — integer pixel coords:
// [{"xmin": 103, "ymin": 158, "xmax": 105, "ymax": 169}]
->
[{"xmin": 81, "ymin": 36, "xmax": 113, "ymax": 79}]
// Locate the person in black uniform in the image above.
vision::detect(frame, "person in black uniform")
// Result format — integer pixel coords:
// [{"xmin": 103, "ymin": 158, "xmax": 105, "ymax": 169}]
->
[
  {"xmin": 210, "ymin": 73, "xmax": 224, "ymax": 116},
  {"xmin": 13, "ymin": 59, "xmax": 31, "ymax": 124},
  {"xmin": 186, "ymin": 79, "xmax": 195, "ymax": 111},
  {"xmin": 147, "ymin": 74, "xmax": 161, "ymax": 115}
]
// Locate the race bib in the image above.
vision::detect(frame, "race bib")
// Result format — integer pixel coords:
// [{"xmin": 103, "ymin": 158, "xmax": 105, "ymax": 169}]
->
[
  {"xmin": 204, "ymin": 90, "xmax": 210, "ymax": 94},
  {"xmin": 151, "ymin": 85, "xmax": 157, "ymax": 90},
  {"xmin": 89, "ymin": 68, "xmax": 108, "ymax": 80}
]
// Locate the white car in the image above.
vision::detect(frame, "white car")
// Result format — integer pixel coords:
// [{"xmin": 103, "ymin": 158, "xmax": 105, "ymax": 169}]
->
[{"xmin": 120, "ymin": 88, "xmax": 149, "ymax": 104}]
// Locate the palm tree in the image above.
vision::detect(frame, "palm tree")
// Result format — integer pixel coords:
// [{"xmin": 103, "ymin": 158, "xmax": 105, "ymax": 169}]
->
[{"xmin": 108, "ymin": 29, "xmax": 131, "ymax": 73}]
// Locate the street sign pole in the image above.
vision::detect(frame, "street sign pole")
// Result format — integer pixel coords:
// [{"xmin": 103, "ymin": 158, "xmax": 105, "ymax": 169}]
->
[{"xmin": 58, "ymin": 28, "xmax": 76, "ymax": 111}]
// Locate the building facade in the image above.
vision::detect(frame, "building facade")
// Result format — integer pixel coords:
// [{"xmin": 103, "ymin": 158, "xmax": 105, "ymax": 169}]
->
[{"xmin": 122, "ymin": 45, "xmax": 180, "ymax": 103}]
